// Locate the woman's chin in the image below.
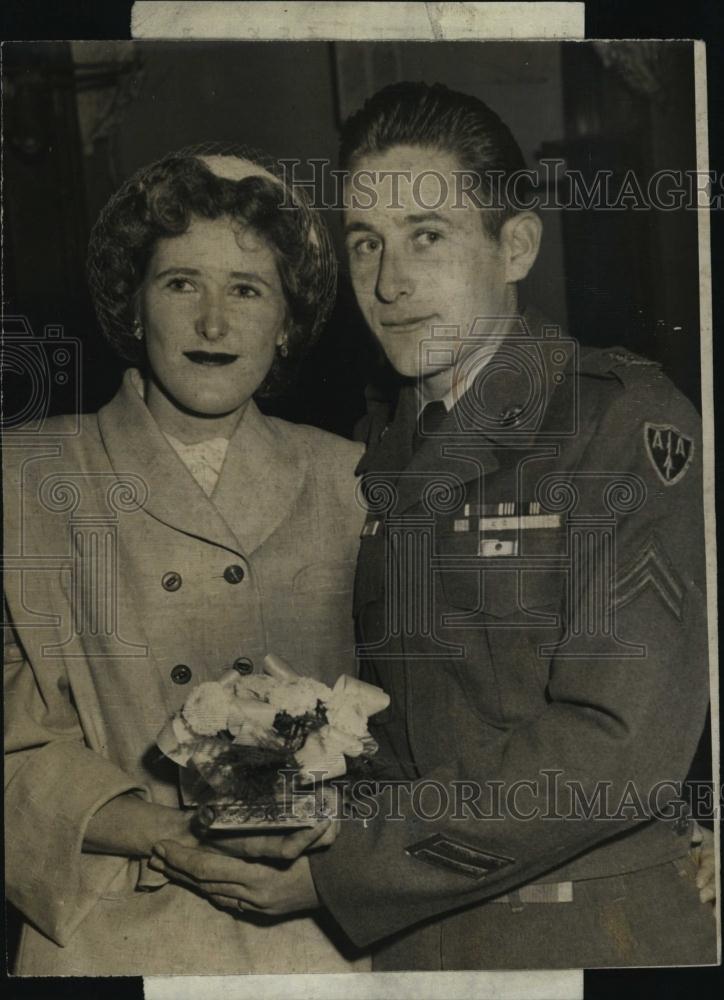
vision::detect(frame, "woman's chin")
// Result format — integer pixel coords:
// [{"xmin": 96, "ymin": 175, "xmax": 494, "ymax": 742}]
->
[{"xmin": 181, "ymin": 396, "xmax": 251, "ymax": 419}]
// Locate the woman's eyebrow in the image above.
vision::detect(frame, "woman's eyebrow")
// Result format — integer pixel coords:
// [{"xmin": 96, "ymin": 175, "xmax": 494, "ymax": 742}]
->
[
  {"xmin": 155, "ymin": 266, "xmax": 200, "ymax": 278},
  {"xmin": 229, "ymin": 270, "xmax": 272, "ymax": 288},
  {"xmin": 154, "ymin": 266, "xmax": 272, "ymax": 288}
]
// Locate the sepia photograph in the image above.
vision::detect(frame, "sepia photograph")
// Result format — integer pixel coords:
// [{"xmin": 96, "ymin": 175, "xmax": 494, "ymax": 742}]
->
[{"xmin": 2, "ymin": 20, "xmax": 720, "ymax": 992}]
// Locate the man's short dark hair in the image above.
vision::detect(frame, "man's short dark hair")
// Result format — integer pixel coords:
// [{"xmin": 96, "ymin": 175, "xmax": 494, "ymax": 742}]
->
[{"xmin": 339, "ymin": 81, "xmax": 528, "ymax": 237}]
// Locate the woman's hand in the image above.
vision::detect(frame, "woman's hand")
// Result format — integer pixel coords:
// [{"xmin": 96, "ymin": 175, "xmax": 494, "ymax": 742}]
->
[
  {"xmin": 149, "ymin": 840, "xmax": 321, "ymax": 916},
  {"xmin": 202, "ymin": 819, "xmax": 339, "ymax": 860},
  {"xmin": 83, "ymin": 794, "xmax": 199, "ymax": 857}
]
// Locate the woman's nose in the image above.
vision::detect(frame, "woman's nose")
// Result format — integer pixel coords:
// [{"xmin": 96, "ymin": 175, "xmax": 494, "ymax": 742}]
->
[
  {"xmin": 375, "ymin": 248, "xmax": 414, "ymax": 303},
  {"xmin": 196, "ymin": 293, "xmax": 228, "ymax": 341}
]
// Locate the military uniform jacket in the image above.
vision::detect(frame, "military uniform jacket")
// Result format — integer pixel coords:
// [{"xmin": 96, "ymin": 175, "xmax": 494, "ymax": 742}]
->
[
  {"xmin": 4, "ymin": 369, "xmax": 367, "ymax": 975},
  {"xmin": 310, "ymin": 327, "xmax": 710, "ymax": 961}
]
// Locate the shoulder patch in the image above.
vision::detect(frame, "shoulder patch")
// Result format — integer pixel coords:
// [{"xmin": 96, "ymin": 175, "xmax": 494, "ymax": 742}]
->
[{"xmin": 644, "ymin": 422, "xmax": 694, "ymax": 486}]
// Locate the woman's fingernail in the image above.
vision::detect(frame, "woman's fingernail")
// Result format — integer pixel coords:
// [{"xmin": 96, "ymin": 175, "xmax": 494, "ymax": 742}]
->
[{"xmin": 154, "ymin": 843, "xmax": 167, "ymax": 859}]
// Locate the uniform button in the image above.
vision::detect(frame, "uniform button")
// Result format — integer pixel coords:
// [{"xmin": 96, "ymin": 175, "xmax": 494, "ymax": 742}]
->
[
  {"xmin": 232, "ymin": 657, "xmax": 254, "ymax": 676},
  {"xmin": 171, "ymin": 664, "xmax": 192, "ymax": 685},
  {"xmin": 162, "ymin": 571, "xmax": 182, "ymax": 592},
  {"xmin": 223, "ymin": 564, "xmax": 245, "ymax": 584}
]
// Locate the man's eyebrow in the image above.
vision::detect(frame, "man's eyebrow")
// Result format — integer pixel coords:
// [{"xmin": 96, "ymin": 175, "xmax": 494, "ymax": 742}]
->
[
  {"xmin": 343, "ymin": 221, "xmax": 380, "ymax": 237},
  {"xmin": 154, "ymin": 266, "xmax": 272, "ymax": 288},
  {"xmin": 404, "ymin": 212, "xmax": 452, "ymax": 227},
  {"xmin": 344, "ymin": 211, "xmax": 452, "ymax": 237}
]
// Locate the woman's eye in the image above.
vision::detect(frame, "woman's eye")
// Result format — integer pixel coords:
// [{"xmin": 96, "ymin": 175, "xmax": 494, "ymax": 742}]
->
[{"xmin": 166, "ymin": 277, "xmax": 195, "ymax": 292}]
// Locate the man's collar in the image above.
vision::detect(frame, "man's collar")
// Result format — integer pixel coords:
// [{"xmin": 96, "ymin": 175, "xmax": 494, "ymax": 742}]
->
[{"xmin": 415, "ymin": 335, "xmax": 505, "ymax": 416}]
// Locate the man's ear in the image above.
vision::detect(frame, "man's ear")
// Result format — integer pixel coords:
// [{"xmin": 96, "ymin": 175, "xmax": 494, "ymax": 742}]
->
[{"xmin": 500, "ymin": 212, "xmax": 542, "ymax": 284}]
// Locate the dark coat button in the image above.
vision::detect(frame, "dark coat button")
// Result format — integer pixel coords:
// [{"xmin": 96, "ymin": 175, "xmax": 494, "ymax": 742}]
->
[
  {"xmin": 171, "ymin": 664, "xmax": 192, "ymax": 684},
  {"xmin": 232, "ymin": 657, "xmax": 254, "ymax": 675},
  {"xmin": 223, "ymin": 564, "xmax": 245, "ymax": 584},
  {"xmin": 162, "ymin": 571, "xmax": 182, "ymax": 592}
]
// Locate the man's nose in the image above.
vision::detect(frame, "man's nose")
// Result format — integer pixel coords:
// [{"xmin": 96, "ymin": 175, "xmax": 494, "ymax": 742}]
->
[
  {"xmin": 375, "ymin": 248, "xmax": 414, "ymax": 303},
  {"xmin": 196, "ymin": 291, "xmax": 228, "ymax": 341}
]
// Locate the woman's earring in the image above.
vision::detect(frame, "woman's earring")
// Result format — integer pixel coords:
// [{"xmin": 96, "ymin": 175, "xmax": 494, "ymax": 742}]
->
[
  {"xmin": 133, "ymin": 319, "xmax": 144, "ymax": 341},
  {"xmin": 278, "ymin": 336, "xmax": 289, "ymax": 358}
]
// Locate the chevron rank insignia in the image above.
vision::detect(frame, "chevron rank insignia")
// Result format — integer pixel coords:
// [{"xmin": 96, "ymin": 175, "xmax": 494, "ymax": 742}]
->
[
  {"xmin": 614, "ymin": 533, "xmax": 685, "ymax": 621},
  {"xmin": 645, "ymin": 423, "xmax": 694, "ymax": 486}
]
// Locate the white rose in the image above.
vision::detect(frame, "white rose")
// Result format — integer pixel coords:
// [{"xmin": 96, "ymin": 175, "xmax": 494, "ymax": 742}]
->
[
  {"xmin": 269, "ymin": 678, "xmax": 331, "ymax": 717},
  {"xmin": 326, "ymin": 698, "xmax": 369, "ymax": 739},
  {"xmin": 227, "ymin": 699, "xmax": 278, "ymax": 742},
  {"xmin": 322, "ymin": 724, "xmax": 365, "ymax": 758},
  {"xmin": 181, "ymin": 682, "xmax": 231, "ymax": 735},
  {"xmin": 296, "ymin": 730, "xmax": 347, "ymax": 784},
  {"xmin": 232, "ymin": 674, "xmax": 279, "ymax": 701}
]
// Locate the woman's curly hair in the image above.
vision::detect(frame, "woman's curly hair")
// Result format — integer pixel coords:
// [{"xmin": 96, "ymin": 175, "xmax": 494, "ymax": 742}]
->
[{"xmin": 87, "ymin": 146, "xmax": 336, "ymax": 396}]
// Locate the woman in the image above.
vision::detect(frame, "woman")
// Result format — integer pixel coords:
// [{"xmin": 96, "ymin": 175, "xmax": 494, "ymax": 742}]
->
[{"xmin": 4, "ymin": 146, "xmax": 369, "ymax": 975}]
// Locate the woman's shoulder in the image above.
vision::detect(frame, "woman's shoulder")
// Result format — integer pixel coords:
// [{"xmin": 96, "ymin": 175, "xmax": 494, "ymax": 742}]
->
[
  {"xmin": 265, "ymin": 417, "xmax": 364, "ymax": 515},
  {"xmin": 267, "ymin": 415, "xmax": 364, "ymax": 467},
  {"xmin": 3, "ymin": 412, "xmax": 104, "ymax": 490}
]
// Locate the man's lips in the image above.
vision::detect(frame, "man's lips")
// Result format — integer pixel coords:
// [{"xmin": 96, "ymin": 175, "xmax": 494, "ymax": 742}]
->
[
  {"xmin": 380, "ymin": 315, "xmax": 437, "ymax": 331},
  {"xmin": 184, "ymin": 351, "xmax": 239, "ymax": 366}
]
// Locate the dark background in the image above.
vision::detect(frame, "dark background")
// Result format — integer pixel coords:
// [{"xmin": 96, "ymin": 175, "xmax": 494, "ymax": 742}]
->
[
  {"xmin": 2, "ymin": 2, "xmax": 722, "ymax": 998},
  {"xmin": 2, "ymin": 37, "xmax": 704, "ymax": 434}
]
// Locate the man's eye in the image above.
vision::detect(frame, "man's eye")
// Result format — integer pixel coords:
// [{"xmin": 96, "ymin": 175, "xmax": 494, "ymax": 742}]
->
[
  {"xmin": 415, "ymin": 230, "xmax": 442, "ymax": 247},
  {"xmin": 352, "ymin": 237, "xmax": 381, "ymax": 257}
]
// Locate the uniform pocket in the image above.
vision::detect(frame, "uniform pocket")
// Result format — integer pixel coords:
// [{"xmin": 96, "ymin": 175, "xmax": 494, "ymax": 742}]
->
[
  {"xmin": 439, "ymin": 564, "xmax": 563, "ymax": 722},
  {"xmin": 439, "ymin": 564, "xmax": 562, "ymax": 624}
]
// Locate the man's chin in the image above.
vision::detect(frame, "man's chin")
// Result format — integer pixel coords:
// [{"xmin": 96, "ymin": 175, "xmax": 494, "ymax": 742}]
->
[{"xmin": 384, "ymin": 354, "xmax": 447, "ymax": 383}]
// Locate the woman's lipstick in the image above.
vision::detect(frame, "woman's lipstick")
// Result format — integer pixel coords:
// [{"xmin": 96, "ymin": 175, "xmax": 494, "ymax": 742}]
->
[{"xmin": 184, "ymin": 351, "xmax": 238, "ymax": 366}]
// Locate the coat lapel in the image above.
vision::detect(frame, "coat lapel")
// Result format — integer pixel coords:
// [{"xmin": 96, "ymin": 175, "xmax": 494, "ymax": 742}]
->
[
  {"xmin": 211, "ymin": 401, "xmax": 306, "ymax": 556},
  {"xmin": 356, "ymin": 383, "xmax": 417, "ymax": 477},
  {"xmin": 98, "ymin": 371, "xmax": 304, "ymax": 557},
  {"xmin": 394, "ymin": 403, "xmax": 502, "ymax": 515}
]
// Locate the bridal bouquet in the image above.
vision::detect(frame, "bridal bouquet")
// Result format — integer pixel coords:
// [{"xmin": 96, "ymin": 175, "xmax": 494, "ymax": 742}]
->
[{"xmin": 156, "ymin": 653, "xmax": 389, "ymax": 829}]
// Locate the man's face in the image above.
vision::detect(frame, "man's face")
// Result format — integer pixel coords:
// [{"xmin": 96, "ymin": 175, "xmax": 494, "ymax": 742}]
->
[{"xmin": 344, "ymin": 145, "xmax": 513, "ymax": 381}]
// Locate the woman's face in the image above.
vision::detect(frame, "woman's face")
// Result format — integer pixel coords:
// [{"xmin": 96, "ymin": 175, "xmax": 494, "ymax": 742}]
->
[{"xmin": 139, "ymin": 215, "xmax": 288, "ymax": 418}]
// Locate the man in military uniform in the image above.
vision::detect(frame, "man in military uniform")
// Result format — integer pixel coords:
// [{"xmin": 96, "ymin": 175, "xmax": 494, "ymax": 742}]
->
[{"xmin": 154, "ymin": 82, "xmax": 716, "ymax": 968}]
